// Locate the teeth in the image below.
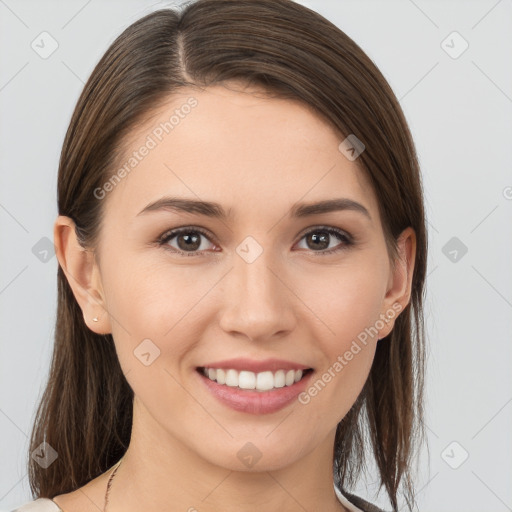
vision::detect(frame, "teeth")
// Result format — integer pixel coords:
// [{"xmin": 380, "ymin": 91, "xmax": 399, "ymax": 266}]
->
[{"xmin": 201, "ymin": 367, "xmax": 307, "ymax": 391}]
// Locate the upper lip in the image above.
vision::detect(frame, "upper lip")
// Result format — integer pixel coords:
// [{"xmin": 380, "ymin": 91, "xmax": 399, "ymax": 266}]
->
[{"xmin": 198, "ymin": 358, "xmax": 313, "ymax": 373}]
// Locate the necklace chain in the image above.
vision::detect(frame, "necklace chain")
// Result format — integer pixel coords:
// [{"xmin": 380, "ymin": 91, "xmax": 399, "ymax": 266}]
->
[{"xmin": 103, "ymin": 456, "xmax": 123, "ymax": 512}]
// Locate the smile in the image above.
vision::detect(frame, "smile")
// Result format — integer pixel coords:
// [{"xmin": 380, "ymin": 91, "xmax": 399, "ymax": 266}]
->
[{"xmin": 198, "ymin": 367, "xmax": 314, "ymax": 392}]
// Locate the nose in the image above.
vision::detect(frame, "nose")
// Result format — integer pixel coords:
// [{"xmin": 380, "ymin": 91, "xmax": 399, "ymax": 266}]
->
[{"xmin": 218, "ymin": 248, "xmax": 297, "ymax": 342}]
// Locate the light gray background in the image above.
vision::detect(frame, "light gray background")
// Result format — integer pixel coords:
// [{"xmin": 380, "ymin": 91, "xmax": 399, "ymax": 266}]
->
[{"xmin": 1, "ymin": 0, "xmax": 511, "ymax": 511}]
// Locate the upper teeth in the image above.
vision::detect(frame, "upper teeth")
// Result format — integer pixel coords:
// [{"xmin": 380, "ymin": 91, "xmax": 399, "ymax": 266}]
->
[{"xmin": 202, "ymin": 368, "xmax": 305, "ymax": 391}]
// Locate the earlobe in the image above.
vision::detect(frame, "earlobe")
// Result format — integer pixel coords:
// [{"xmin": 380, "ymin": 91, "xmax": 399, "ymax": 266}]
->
[
  {"xmin": 378, "ymin": 227, "xmax": 416, "ymax": 340},
  {"xmin": 53, "ymin": 215, "xmax": 111, "ymax": 334}
]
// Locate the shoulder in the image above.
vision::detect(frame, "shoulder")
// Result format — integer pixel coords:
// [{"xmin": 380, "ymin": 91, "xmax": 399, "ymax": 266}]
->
[{"xmin": 10, "ymin": 498, "xmax": 63, "ymax": 511}]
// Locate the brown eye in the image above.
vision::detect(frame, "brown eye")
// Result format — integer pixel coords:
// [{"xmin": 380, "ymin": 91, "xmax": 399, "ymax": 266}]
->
[
  {"xmin": 296, "ymin": 227, "xmax": 352, "ymax": 254},
  {"xmin": 305, "ymin": 231, "xmax": 330, "ymax": 250},
  {"xmin": 175, "ymin": 231, "xmax": 201, "ymax": 251},
  {"xmin": 159, "ymin": 228, "xmax": 216, "ymax": 254}
]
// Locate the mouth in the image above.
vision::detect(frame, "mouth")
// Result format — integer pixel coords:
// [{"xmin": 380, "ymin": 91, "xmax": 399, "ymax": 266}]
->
[
  {"xmin": 196, "ymin": 366, "xmax": 314, "ymax": 393},
  {"xmin": 195, "ymin": 365, "xmax": 315, "ymax": 414}
]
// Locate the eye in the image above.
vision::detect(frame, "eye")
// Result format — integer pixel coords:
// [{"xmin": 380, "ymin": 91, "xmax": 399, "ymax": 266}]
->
[
  {"xmin": 295, "ymin": 226, "xmax": 353, "ymax": 255},
  {"xmin": 158, "ymin": 227, "xmax": 218, "ymax": 256}
]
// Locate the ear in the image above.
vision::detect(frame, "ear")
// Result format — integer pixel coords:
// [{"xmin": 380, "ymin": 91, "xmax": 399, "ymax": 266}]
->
[
  {"xmin": 53, "ymin": 215, "xmax": 111, "ymax": 334},
  {"xmin": 377, "ymin": 226, "xmax": 416, "ymax": 340}
]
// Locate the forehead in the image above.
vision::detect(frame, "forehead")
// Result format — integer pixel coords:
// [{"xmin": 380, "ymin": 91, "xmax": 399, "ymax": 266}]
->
[{"xmin": 102, "ymin": 83, "xmax": 379, "ymax": 224}]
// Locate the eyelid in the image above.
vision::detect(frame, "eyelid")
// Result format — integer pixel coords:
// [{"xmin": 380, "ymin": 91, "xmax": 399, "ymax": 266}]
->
[
  {"xmin": 295, "ymin": 224, "xmax": 353, "ymax": 243},
  {"xmin": 158, "ymin": 225, "xmax": 215, "ymax": 241}
]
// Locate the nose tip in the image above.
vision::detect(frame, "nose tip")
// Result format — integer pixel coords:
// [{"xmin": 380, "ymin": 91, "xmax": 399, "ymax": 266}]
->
[{"xmin": 218, "ymin": 256, "xmax": 296, "ymax": 341}]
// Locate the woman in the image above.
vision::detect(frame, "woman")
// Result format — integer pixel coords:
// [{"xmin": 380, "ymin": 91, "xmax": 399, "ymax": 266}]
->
[{"xmin": 14, "ymin": 0, "xmax": 428, "ymax": 511}]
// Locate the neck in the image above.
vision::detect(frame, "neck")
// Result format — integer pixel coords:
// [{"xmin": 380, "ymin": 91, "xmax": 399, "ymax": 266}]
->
[{"xmin": 107, "ymin": 399, "xmax": 347, "ymax": 512}]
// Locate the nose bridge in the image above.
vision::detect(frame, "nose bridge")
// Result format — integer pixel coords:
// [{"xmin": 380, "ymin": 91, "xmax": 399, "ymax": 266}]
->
[
  {"xmin": 219, "ymin": 238, "xmax": 295, "ymax": 338},
  {"xmin": 235, "ymin": 240, "xmax": 283, "ymax": 306}
]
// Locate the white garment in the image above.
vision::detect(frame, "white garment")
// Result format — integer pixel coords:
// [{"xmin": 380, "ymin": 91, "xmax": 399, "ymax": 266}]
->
[
  {"xmin": 334, "ymin": 483, "xmax": 365, "ymax": 512},
  {"xmin": 12, "ymin": 484, "xmax": 365, "ymax": 511},
  {"xmin": 10, "ymin": 499, "xmax": 61, "ymax": 511}
]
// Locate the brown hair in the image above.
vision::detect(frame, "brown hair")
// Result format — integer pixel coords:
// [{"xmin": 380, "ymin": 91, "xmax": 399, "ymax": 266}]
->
[{"xmin": 29, "ymin": 1, "xmax": 427, "ymax": 510}]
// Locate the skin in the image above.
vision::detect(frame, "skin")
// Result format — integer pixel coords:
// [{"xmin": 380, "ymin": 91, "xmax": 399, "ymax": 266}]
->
[{"xmin": 53, "ymin": 81, "xmax": 416, "ymax": 512}]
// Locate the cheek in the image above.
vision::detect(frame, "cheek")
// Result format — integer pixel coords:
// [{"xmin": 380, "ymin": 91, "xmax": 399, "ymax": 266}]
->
[
  {"xmin": 293, "ymin": 259, "xmax": 386, "ymax": 414},
  {"xmin": 101, "ymin": 254, "xmax": 212, "ymax": 370},
  {"xmin": 297, "ymin": 256, "xmax": 386, "ymax": 345},
  {"xmin": 103, "ymin": 250, "xmax": 199, "ymax": 328}
]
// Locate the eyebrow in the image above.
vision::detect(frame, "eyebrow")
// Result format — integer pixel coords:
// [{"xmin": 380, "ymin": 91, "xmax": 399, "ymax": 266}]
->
[{"xmin": 136, "ymin": 196, "xmax": 371, "ymax": 221}]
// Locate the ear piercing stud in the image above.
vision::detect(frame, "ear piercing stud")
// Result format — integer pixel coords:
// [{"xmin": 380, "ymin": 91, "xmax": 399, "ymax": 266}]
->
[{"xmin": 93, "ymin": 317, "xmax": 99, "ymax": 322}]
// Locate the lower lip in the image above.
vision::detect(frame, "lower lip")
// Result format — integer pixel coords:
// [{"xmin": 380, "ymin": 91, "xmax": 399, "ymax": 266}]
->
[{"xmin": 196, "ymin": 369, "xmax": 314, "ymax": 415}]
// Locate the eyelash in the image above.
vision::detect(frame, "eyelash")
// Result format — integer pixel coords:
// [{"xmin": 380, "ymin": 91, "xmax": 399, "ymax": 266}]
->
[{"xmin": 156, "ymin": 225, "xmax": 354, "ymax": 257}]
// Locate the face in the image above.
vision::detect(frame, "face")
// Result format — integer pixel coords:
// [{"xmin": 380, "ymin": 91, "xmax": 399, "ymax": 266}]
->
[{"xmin": 59, "ymin": 82, "xmax": 412, "ymax": 473}]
